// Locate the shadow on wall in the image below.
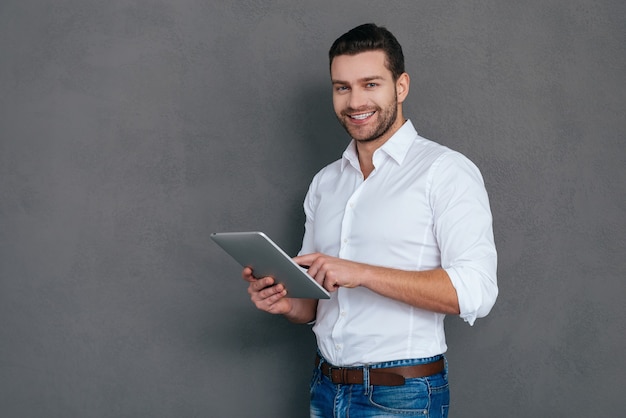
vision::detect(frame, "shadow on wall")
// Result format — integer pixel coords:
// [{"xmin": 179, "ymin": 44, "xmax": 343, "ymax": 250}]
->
[
  {"xmin": 260, "ymin": 78, "xmax": 348, "ymax": 255},
  {"xmin": 295, "ymin": 80, "xmax": 349, "ymax": 176}
]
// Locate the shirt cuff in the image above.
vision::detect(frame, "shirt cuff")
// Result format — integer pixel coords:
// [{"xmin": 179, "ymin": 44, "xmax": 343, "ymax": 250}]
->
[{"xmin": 445, "ymin": 265, "xmax": 498, "ymax": 326}]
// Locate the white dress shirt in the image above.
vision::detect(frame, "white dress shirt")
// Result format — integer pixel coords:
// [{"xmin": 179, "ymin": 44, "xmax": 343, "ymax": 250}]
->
[{"xmin": 299, "ymin": 120, "xmax": 498, "ymax": 366}]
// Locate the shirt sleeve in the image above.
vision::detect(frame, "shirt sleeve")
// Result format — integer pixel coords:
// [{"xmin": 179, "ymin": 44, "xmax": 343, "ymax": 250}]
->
[
  {"xmin": 298, "ymin": 174, "xmax": 318, "ymax": 256},
  {"xmin": 429, "ymin": 152, "xmax": 498, "ymax": 325}
]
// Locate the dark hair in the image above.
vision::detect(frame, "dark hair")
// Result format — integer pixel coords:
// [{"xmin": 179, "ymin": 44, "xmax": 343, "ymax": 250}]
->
[{"xmin": 329, "ymin": 23, "xmax": 405, "ymax": 80}]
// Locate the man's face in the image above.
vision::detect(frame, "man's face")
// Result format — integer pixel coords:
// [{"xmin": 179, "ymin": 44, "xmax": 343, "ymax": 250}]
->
[{"xmin": 330, "ymin": 50, "xmax": 405, "ymax": 144}]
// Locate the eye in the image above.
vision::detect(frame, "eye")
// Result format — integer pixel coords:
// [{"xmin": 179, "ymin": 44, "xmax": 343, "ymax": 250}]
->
[
  {"xmin": 366, "ymin": 82, "xmax": 378, "ymax": 88},
  {"xmin": 335, "ymin": 85, "xmax": 349, "ymax": 92}
]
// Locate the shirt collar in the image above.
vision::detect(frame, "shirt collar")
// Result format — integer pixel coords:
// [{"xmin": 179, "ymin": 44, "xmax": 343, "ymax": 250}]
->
[{"xmin": 341, "ymin": 119, "xmax": 417, "ymax": 171}]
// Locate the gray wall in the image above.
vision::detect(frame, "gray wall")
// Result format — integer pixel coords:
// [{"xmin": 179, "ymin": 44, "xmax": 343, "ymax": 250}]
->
[{"xmin": 1, "ymin": 1, "xmax": 624, "ymax": 416}]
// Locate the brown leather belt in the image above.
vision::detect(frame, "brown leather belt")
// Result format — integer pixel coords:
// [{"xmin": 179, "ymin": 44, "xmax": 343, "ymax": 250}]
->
[{"xmin": 315, "ymin": 355, "xmax": 444, "ymax": 386}]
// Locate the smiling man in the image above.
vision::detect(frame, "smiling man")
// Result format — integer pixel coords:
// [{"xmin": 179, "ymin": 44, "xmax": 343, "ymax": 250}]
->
[
  {"xmin": 243, "ymin": 23, "xmax": 498, "ymax": 417},
  {"xmin": 332, "ymin": 51, "xmax": 405, "ymax": 141}
]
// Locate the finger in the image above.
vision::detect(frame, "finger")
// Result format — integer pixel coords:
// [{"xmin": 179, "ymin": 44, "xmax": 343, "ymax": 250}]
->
[
  {"xmin": 265, "ymin": 285, "xmax": 287, "ymax": 302},
  {"xmin": 304, "ymin": 258, "xmax": 320, "ymax": 278},
  {"xmin": 252, "ymin": 283, "xmax": 285, "ymax": 304},
  {"xmin": 264, "ymin": 282, "xmax": 285, "ymax": 297},
  {"xmin": 252, "ymin": 276, "xmax": 275, "ymax": 291},
  {"xmin": 306, "ymin": 260, "xmax": 326, "ymax": 285},
  {"xmin": 323, "ymin": 278, "xmax": 340, "ymax": 292},
  {"xmin": 242, "ymin": 267, "xmax": 255, "ymax": 282},
  {"xmin": 293, "ymin": 253, "xmax": 318, "ymax": 267},
  {"xmin": 323, "ymin": 275, "xmax": 336, "ymax": 292},
  {"xmin": 317, "ymin": 268, "xmax": 340, "ymax": 292},
  {"xmin": 247, "ymin": 277, "xmax": 271, "ymax": 297},
  {"xmin": 309, "ymin": 267, "xmax": 328, "ymax": 289}
]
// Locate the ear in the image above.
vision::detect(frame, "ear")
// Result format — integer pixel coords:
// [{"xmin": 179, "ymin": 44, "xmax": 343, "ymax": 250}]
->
[{"xmin": 396, "ymin": 72, "xmax": 410, "ymax": 103}]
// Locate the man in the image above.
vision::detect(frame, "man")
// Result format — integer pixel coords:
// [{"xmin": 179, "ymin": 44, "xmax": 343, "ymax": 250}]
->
[{"xmin": 243, "ymin": 23, "xmax": 497, "ymax": 417}]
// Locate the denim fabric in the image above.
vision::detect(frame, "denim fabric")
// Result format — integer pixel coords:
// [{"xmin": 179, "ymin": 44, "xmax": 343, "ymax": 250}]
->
[{"xmin": 310, "ymin": 355, "xmax": 449, "ymax": 417}]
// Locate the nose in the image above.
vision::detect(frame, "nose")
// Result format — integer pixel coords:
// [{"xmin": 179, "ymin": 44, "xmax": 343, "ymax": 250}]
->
[{"xmin": 348, "ymin": 88, "xmax": 368, "ymax": 111}]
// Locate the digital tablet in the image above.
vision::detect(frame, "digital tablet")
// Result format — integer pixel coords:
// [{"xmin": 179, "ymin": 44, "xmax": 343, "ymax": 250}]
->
[{"xmin": 210, "ymin": 231, "xmax": 330, "ymax": 299}]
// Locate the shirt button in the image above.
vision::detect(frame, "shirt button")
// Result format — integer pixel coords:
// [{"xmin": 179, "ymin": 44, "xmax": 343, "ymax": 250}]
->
[{"xmin": 340, "ymin": 311, "xmax": 347, "ymax": 317}]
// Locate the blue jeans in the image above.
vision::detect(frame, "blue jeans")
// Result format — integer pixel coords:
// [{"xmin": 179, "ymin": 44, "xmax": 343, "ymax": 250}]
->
[{"xmin": 310, "ymin": 355, "xmax": 449, "ymax": 417}]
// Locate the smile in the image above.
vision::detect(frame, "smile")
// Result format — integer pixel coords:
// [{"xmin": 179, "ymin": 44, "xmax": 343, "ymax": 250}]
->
[{"xmin": 349, "ymin": 111, "xmax": 375, "ymax": 120}]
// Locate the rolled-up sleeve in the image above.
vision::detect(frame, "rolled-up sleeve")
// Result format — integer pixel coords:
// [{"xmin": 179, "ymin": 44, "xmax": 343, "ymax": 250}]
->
[{"xmin": 430, "ymin": 152, "xmax": 498, "ymax": 325}]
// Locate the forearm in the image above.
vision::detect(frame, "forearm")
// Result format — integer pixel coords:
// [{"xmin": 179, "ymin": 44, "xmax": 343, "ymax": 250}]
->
[{"xmin": 360, "ymin": 265, "xmax": 460, "ymax": 315}]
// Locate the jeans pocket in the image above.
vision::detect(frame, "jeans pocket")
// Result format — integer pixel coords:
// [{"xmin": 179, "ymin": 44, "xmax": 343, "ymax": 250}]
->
[{"xmin": 368, "ymin": 377, "xmax": 430, "ymax": 415}]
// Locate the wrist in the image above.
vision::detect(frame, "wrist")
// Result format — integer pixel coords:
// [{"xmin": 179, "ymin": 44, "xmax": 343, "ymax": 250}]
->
[
  {"xmin": 284, "ymin": 299, "xmax": 317, "ymax": 324},
  {"xmin": 358, "ymin": 264, "xmax": 378, "ymax": 289}
]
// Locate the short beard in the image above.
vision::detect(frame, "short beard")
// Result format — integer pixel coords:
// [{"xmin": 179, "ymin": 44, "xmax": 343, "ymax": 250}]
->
[
  {"xmin": 337, "ymin": 91, "xmax": 399, "ymax": 143},
  {"xmin": 356, "ymin": 104, "xmax": 397, "ymax": 143}
]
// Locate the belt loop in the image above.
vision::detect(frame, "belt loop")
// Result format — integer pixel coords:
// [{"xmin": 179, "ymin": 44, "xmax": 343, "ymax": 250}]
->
[
  {"xmin": 363, "ymin": 365, "xmax": 370, "ymax": 395},
  {"xmin": 315, "ymin": 352, "xmax": 325, "ymax": 370}
]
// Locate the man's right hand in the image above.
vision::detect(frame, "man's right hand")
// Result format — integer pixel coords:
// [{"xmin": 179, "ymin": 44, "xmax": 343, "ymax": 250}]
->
[{"xmin": 242, "ymin": 267, "xmax": 293, "ymax": 315}]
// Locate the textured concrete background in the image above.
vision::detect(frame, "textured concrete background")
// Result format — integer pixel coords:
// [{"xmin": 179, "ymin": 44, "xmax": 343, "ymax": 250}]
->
[{"xmin": 1, "ymin": 1, "xmax": 624, "ymax": 416}]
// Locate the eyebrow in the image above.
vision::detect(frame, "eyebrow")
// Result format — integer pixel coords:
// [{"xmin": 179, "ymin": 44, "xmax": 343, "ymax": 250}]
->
[{"xmin": 332, "ymin": 75, "xmax": 386, "ymax": 85}]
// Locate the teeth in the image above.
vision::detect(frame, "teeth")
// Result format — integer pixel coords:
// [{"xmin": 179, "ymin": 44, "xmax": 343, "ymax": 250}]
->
[{"xmin": 350, "ymin": 112, "xmax": 374, "ymax": 120}]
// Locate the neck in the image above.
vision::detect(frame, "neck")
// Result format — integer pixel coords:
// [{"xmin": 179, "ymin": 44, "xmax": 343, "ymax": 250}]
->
[{"xmin": 356, "ymin": 117, "xmax": 406, "ymax": 179}]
